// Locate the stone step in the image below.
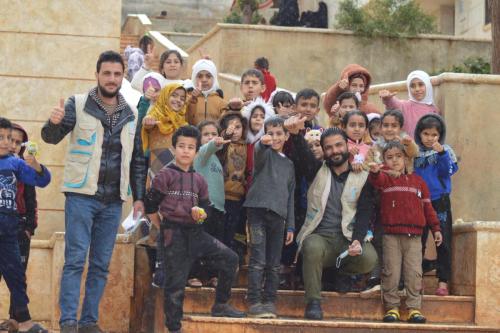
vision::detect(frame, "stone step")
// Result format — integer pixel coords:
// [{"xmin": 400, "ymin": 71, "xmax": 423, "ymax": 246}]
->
[
  {"xmin": 183, "ymin": 288, "xmax": 475, "ymax": 324},
  {"xmin": 181, "ymin": 316, "xmax": 499, "ymax": 333}
]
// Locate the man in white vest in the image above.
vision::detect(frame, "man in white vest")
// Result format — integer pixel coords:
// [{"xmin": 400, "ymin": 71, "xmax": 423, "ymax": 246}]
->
[
  {"xmin": 41, "ymin": 51, "xmax": 146, "ymax": 333},
  {"xmin": 285, "ymin": 118, "xmax": 377, "ymax": 321}
]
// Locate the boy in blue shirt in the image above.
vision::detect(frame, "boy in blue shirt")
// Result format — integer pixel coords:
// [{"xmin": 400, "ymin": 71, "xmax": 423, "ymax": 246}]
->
[
  {"xmin": 0, "ymin": 117, "xmax": 51, "ymax": 333},
  {"xmin": 414, "ymin": 114, "xmax": 458, "ymax": 296}
]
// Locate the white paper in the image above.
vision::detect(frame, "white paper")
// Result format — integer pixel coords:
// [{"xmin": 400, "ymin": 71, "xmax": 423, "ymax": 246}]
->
[{"xmin": 121, "ymin": 209, "xmax": 142, "ymax": 233}]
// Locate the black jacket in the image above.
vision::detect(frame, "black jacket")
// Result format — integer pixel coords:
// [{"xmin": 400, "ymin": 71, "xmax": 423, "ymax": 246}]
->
[{"xmin": 41, "ymin": 92, "xmax": 146, "ymax": 202}]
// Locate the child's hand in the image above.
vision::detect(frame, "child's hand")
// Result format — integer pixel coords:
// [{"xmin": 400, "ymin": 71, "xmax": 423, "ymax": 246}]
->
[
  {"xmin": 330, "ymin": 101, "xmax": 340, "ymax": 115},
  {"xmin": 434, "ymin": 231, "xmax": 443, "ymax": 247},
  {"xmin": 213, "ymin": 136, "xmax": 231, "ymax": 147},
  {"xmin": 191, "ymin": 81, "xmax": 202, "ymax": 100},
  {"xmin": 284, "ymin": 114, "xmax": 307, "ymax": 135},
  {"xmin": 50, "ymin": 98, "xmax": 66, "ymax": 125},
  {"xmin": 368, "ymin": 162, "xmax": 381, "ymax": 173},
  {"xmin": 401, "ymin": 135, "xmax": 413, "ymax": 146},
  {"xmin": 348, "ymin": 240, "xmax": 362, "ymax": 256},
  {"xmin": 228, "ymin": 97, "xmax": 243, "ymax": 110},
  {"xmin": 379, "ymin": 90, "xmax": 396, "ymax": 99},
  {"xmin": 349, "ymin": 146, "xmax": 359, "ymax": 156},
  {"xmin": 432, "ymin": 141, "xmax": 444, "ymax": 153},
  {"xmin": 261, "ymin": 134, "xmax": 273, "ymax": 146},
  {"xmin": 285, "ymin": 231, "xmax": 294, "ymax": 246},
  {"xmin": 191, "ymin": 206, "xmax": 207, "ymax": 222},
  {"xmin": 225, "ymin": 124, "xmax": 235, "ymax": 137},
  {"xmin": 352, "ymin": 163, "xmax": 364, "ymax": 173},
  {"xmin": 144, "ymin": 83, "xmax": 159, "ymax": 102},
  {"xmin": 25, "ymin": 154, "xmax": 42, "ymax": 173},
  {"xmin": 143, "ymin": 116, "xmax": 159, "ymax": 128},
  {"xmin": 339, "ymin": 79, "xmax": 349, "ymax": 90}
]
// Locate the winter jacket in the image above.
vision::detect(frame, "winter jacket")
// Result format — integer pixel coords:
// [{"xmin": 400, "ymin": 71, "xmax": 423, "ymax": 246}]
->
[
  {"xmin": 323, "ymin": 64, "xmax": 380, "ymax": 116},
  {"xmin": 260, "ymin": 69, "xmax": 277, "ymax": 102},
  {"xmin": 144, "ymin": 164, "xmax": 209, "ymax": 225},
  {"xmin": 414, "ymin": 114, "xmax": 458, "ymax": 201},
  {"xmin": 194, "ymin": 140, "xmax": 225, "ymax": 212},
  {"xmin": 368, "ymin": 171, "xmax": 440, "ymax": 235},
  {"xmin": 41, "ymin": 88, "xmax": 146, "ymax": 202},
  {"xmin": 186, "ymin": 92, "xmax": 227, "ymax": 126}
]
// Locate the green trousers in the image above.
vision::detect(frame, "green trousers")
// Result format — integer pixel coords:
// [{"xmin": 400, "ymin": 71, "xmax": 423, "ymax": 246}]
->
[{"xmin": 302, "ymin": 232, "xmax": 378, "ymax": 302}]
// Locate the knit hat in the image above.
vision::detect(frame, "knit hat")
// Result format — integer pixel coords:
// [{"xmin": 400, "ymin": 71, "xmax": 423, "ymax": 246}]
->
[
  {"xmin": 241, "ymin": 97, "xmax": 275, "ymax": 144},
  {"xmin": 407, "ymin": 70, "xmax": 434, "ymax": 105},
  {"xmin": 191, "ymin": 59, "xmax": 220, "ymax": 97}
]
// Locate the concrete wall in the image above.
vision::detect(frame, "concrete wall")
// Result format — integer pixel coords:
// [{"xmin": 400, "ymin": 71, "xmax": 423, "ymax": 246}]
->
[
  {"xmin": 0, "ymin": 234, "xmax": 135, "ymax": 332},
  {"xmin": 368, "ymin": 73, "xmax": 500, "ymax": 222},
  {"xmin": 0, "ymin": 1, "xmax": 121, "ymax": 239},
  {"xmin": 187, "ymin": 24, "xmax": 491, "ymax": 96},
  {"xmin": 454, "ymin": 0, "xmax": 491, "ymax": 39}
]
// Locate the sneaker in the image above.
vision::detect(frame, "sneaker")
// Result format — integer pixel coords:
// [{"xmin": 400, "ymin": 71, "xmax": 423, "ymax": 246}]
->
[
  {"xmin": 152, "ymin": 261, "xmax": 165, "ymax": 288},
  {"xmin": 79, "ymin": 323, "xmax": 106, "ymax": 333},
  {"xmin": 18, "ymin": 323, "xmax": 49, "ymax": 333},
  {"xmin": 261, "ymin": 302, "xmax": 278, "ymax": 319},
  {"xmin": 407, "ymin": 309, "xmax": 426, "ymax": 324},
  {"xmin": 383, "ymin": 308, "xmax": 400, "ymax": 322},
  {"xmin": 360, "ymin": 281, "xmax": 381, "ymax": 299},
  {"xmin": 0, "ymin": 320, "xmax": 18, "ymax": 333},
  {"xmin": 211, "ymin": 302, "xmax": 246, "ymax": 318},
  {"xmin": 60, "ymin": 323, "xmax": 78, "ymax": 333},
  {"xmin": 248, "ymin": 302, "xmax": 273, "ymax": 318},
  {"xmin": 304, "ymin": 300, "xmax": 323, "ymax": 320},
  {"xmin": 187, "ymin": 278, "xmax": 203, "ymax": 288}
]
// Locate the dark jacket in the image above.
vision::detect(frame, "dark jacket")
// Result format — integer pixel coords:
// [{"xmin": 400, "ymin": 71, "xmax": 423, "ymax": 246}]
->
[{"xmin": 41, "ymin": 91, "xmax": 146, "ymax": 202}]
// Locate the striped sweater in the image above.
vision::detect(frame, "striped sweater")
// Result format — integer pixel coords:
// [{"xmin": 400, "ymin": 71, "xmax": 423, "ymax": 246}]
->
[{"xmin": 368, "ymin": 171, "xmax": 440, "ymax": 235}]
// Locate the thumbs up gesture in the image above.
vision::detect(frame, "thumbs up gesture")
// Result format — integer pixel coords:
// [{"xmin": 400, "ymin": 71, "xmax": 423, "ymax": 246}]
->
[{"xmin": 50, "ymin": 98, "xmax": 66, "ymax": 125}]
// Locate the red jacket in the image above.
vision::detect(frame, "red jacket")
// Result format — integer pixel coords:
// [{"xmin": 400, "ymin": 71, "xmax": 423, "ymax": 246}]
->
[
  {"xmin": 368, "ymin": 171, "xmax": 440, "ymax": 235},
  {"xmin": 260, "ymin": 69, "xmax": 277, "ymax": 102}
]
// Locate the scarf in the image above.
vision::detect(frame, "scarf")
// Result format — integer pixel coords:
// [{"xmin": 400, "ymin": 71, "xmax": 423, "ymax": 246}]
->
[{"xmin": 407, "ymin": 70, "xmax": 434, "ymax": 105}]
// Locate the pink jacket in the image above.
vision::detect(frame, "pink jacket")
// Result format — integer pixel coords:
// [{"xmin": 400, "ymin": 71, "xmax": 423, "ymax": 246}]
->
[{"xmin": 382, "ymin": 96, "xmax": 439, "ymax": 139}]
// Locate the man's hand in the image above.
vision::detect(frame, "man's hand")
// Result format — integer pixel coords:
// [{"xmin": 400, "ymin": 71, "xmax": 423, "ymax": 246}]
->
[
  {"xmin": 25, "ymin": 154, "xmax": 42, "ymax": 173},
  {"xmin": 348, "ymin": 240, "xmax": 362, "ymax": 256},
  {"xmin": 260, "ymin": 134, "xmax": 273, "ymax": 146},
  {"xmin": 285, "ymin": 231, "xmax": 294, "ymax": 246},
  {"xmin": 284, "ymin": 114, "xmax": 307, "ymax": 135},
  {"xmin": 339, "ymin": 78, "xmax": 349, "ymax": 90},
  {"xmin": 378, "ymin": 90, "xmax": 396, "ymax": 99},
  {"xmin": 50, "ymin": 98, "xmax": 66, "ymax": 125},
  {"xmin": 133, "ymin": 200, "xmax": 145, "ymax": 220},
  {"xmin": 434, "ymin": 231, "xmax": 443, "ymax": 247}
]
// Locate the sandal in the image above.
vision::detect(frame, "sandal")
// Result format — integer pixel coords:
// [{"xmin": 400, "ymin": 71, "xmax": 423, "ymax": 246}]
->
[
  {"xmin": 407, "ymin": 309, "xmax": 426, "ymax": 324},
  {"xmin": 383, "ymin": 308, "xmax": 400, "ymax": 322},
  {"xmin": 187, "ymin": 278, "xmax": 203, "ymax": 288},
  {"xmin": 206, "ymin": 277, "xmax": 218, "ymax": 288},
  {"xmin": 18, "ymin": 323, "xmax": 48, "ymax": 333},
  {"xmin": 0, "ymin": 319, "xmax": 18, "ymax": 333}
]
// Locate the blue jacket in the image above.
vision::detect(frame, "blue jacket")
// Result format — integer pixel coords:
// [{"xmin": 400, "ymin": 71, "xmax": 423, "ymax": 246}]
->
[
  {"xmin": 0, "ymin": 155, "xmax": 51, "ymax": 216},
  {"xmin": 414, "ymin": 114, "xmax": 458, "ymax": 201}
]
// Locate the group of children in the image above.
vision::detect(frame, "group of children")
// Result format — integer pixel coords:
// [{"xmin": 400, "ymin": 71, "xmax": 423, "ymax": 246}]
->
[
  {"xmin": 130, "ymin": 52, "xmax": 458, "ymax": 332},
  {"xmin": 0, "ymin": 51, "xmax": 459, "ymax": 332}
]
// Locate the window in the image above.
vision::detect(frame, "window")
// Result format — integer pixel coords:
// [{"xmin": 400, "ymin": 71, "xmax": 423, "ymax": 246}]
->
[{"xmin": 485, "ymin": 0, "xmax": 491, "ymax": 25}]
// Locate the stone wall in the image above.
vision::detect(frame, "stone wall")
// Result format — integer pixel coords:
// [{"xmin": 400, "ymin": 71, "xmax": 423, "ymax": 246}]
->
[
  {"xmin": 187, "ymin": 24, "xmax": 491, "ymax": 95},
  {"xmin": 0, "ymin": 1, "xmax": 122, "ymax": 239}
]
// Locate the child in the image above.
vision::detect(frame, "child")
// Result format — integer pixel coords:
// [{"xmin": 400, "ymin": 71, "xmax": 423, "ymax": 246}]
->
[
  {"xmin": 379, "ymin": 70, "xmax": 439, "ymax": 138},
  {"xmin": 141, "ymin": 83, "xmax": 187, "ymax": 176},
  {"xmin": 0, "ymin": 117, "xmax": 51, "ymax": 333},
  {"xmin": 304, "ymin": 128, "xmax": 324, "ymax": 161},
  {"xmin": 227, "ymin": 69, "xmax": 266, "ymax": 112},
  {"xmin": 324, "ymin": 64, "xmax": 379, "ymax": 117},
  {"xmin": 244, "ymin": 116, "xmax": 295, "ymax": 318},
  {"xmin": 329, "ymin": 92, "xmax": 360, "ymax": 127},
  {"xmin": 217, "ymin": 111, "xmax": 249, "ymax": 263},
  {"xmin": 270, "ymin": 90, "xmax": 295, "ymax": 117},
  {"xmin": 342, "ymin": 110, "xmax": 371, "ymax": 172},
  {"xmin": 254, "ymin": 57, "xmax": 277, "ymax": 102},
  {"xmin": 186, "ymin": 59, "xmax": 227, "ymax": 126},
  {"xmin": 368, "ymin": 141, "xmax": 442, "ymax": 324},
  {"xmin": 414, "ymin": 114, "xmax": 458, "ymax": 296},
  {"xmin": 242, "ymin": 98, "xmax": 275, "ymax": 188},
  {"xmin": 367, "ymin": 113, "xmax": 381, "ymax": 141},
  {"xmin": 124, "ymin": 34, "xmax": 154, "ymax": 81},
  {"xmin": 144, "ymin": 125, "xmax": 245, "ymax": 333},
  {"xmin": 295, "ymin": 88, "xmax": 321, "ymax": 128},
  {"xmin": 188, "ymin": 121, "xmax": 230, "ymax": 288}
]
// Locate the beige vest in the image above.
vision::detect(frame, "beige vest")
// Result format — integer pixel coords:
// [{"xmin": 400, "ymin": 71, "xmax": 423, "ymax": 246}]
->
[
  {"xmin": 61, "ymin": 94, "xmax": 138, "ymax": 201},
  {"xmin": 296, "ymin": 162, "xmax": 369, "ymax": 251}
]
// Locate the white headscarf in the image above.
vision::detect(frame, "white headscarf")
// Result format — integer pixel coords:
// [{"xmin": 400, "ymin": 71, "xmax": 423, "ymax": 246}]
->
[
  {"xmin": 191, "ymin": 59, "xmax": 220, "ymax": 97},
  {"xmin": 242, "ymin": 97, "xmax": 276, "ymax": 144},
  {"xmin": 406, "ymin": 70, "xmax": 434, "ymax": 105}
]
